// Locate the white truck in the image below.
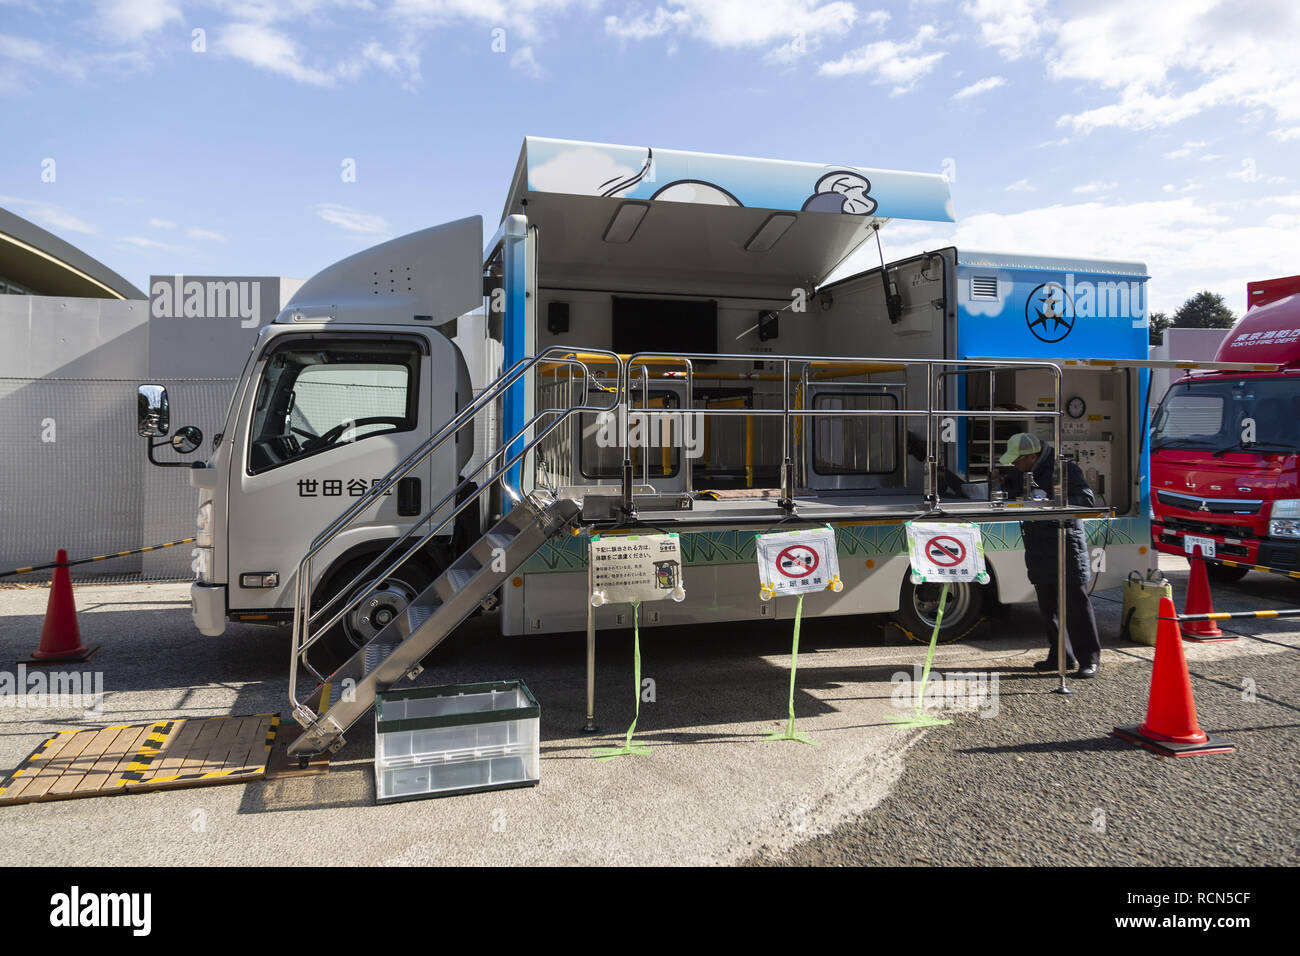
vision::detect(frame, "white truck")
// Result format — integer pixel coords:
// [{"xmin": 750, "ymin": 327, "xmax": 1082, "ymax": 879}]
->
[{"xmin": 138, "ymin": 137, "xmax": 1152, "ymax": 755}]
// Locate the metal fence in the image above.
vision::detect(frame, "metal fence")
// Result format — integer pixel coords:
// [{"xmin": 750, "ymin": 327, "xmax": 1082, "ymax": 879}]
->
[{"xmin": 0, "ymin": 377, "xmax": 237, "ymax": 583}]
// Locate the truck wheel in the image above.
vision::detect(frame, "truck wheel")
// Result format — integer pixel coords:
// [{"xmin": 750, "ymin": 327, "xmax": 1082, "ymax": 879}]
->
[
  {"xmin": 308, "ymin": 555, "xmax": 437, "ymax": 675},
  {"xmin": 891, "ymin": 576, "xmax": 985, "ymax": 642},
  {"xmin": 1204, "ymin": 562, "xmax": 1249, "ymax": 584}
]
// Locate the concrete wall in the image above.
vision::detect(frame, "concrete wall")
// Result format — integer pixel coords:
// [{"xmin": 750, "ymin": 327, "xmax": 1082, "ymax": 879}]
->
[{"xmin": 0, "ymin": 281, "xmax": 300, "ymax": 581}]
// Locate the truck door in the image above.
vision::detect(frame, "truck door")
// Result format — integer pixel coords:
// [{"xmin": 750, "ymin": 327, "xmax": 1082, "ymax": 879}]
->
[{"xmin": 226, "ymin": 332, "xmax": 439, "ymax": 620}]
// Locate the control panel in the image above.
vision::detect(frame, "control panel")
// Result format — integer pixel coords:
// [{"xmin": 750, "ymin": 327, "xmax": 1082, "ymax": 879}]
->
[{"xmin": 1060, "ymin": 440, "xmax": 1112, "ymax": 502}]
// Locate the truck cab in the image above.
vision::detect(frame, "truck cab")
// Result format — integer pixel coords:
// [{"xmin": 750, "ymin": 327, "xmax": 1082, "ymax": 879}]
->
[
  {"xmin": 138, "ymin": 217, "xmax": 485, "ymax": 648},
  {"xmin": 1151, "ymin": 288, "xmax": 1300, "ymax": 577}
]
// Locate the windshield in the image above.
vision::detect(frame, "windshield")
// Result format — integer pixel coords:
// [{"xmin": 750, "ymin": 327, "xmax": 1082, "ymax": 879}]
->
[{"xmin": 1152, "ymin": 377, "xmax": 1300, "ymax": 454}]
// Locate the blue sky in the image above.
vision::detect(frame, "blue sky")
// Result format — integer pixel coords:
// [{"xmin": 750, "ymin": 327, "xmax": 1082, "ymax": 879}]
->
[{"xmin": 2, "ymin": 0, "xmax": 1297, "ymax": 315}]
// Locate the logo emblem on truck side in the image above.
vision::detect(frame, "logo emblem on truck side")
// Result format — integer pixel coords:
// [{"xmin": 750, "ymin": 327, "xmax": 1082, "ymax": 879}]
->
[{"xmin": 1025, "ymin": 282, "xmax": 1076, "ymax": 343}]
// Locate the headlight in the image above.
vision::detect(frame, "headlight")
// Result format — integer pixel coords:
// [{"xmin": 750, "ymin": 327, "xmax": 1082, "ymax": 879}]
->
[
  {"xmin": 1272, "ymin": 499, "xmax": 1300, "ymax": 519},
  {"xmin": 196, "ymin": 500, "xmax": 214, "ymax": 547},
  {"xmin": 1270, "ymin": 499, "xmax": 1300, "ymax": 538}
]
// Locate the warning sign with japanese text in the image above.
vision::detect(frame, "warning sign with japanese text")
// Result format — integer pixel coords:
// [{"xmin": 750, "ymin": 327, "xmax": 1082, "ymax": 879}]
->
[
  {"xmin": 905, "ymin": 522, "xmax": 989, "ymax": 584},
  {"xmin": 755, "ymin": 527, "xmax": 843, "ymax": 600},
  {"xmin": 590, "ymin": 533, "xmax": 686, "ymax": 606}
]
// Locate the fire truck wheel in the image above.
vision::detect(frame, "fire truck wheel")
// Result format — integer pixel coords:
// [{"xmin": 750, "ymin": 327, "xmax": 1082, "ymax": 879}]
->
[
  {"xmin": 891, "ymin": 576, "xmax": 984, "ymax": 641},
  {"xmin": 1204, "ymin": 562, "xmax": 1249, "ymax": 584}
]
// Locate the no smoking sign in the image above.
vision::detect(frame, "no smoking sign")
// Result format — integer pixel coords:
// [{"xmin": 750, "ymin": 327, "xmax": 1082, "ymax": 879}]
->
[
  {"xmin": 906, "ymin": 522, "xmax": 988, "ymax": 584},
  {"xmin": 777, "ymin": 545, "xmax": 819, "ymax": 578},
  {"xmin": 756, "ymin": 527, "xmax": 842, "ymax": 599}
]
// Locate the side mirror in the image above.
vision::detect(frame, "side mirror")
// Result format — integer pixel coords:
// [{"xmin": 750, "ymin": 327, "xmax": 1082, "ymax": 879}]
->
[
  {"xmin": 171, "ymin": 425, "xmax": 203, "ymax": 454},
  {"xmin": 138, "ymin": 385, "xmax": 170, "ymax": 438}
]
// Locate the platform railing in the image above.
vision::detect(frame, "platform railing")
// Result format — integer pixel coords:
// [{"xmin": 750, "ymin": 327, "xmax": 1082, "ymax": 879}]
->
[{"xmin": 617, "ymin": 352, "xmax": 1067, "ymax": 515}]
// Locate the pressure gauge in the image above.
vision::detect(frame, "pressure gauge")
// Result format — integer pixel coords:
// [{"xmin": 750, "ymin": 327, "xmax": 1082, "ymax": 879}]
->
[{"xmin": 1067, "ymin": 396, "xmax": 1086, "ymax": 419}]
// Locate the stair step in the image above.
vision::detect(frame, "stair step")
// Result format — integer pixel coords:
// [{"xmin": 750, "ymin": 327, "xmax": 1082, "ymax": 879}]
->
[
  {"xmin": 445, "ymin": 568, "xmax": 477, "ymax": 592},
  {"xmin": 484, "ymin": 532, "xmax": 517, "ymax": 553},
  {"xmin": 364, "ymin": 641, "xmax": 398, "ymax": 679},
  {"xmin": 406, "ymin": 598, "xmax": 438, "ymax": 632}
]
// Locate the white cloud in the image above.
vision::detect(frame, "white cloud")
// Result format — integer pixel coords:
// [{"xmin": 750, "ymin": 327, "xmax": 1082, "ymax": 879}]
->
[
  {"xmin": 1163, "ymin": 140, "xmax": 1207, "ymax": 159},
  {"xmin": 315, "ymin": 203, "xmax": 389, "ymax": 234},
  {"xmin": 1052, "ymin": 1, "xmax": 1300, "ymax": 133},
  {"xmin": 962, "ymin": 0, "xmax": 1046, "ymax": 61},
  {"xmin": 1269, "ymin": 127, "xmax": 1300, "ymax": 142},
  {"xmin": 510, "ymin": 45, "xmax": 544, "ymax": 78},
  {"xmin": 0, "ymin": 196, "xmax": 97, "ymax": 234},
  {"xmin": 952, "ymin": 75, "xmax": 1005, "ymax": 101},
  {"xmin": 216, "ymin": 22, "xmax": 336, "ymax": 86},
  {"xmin": 119, "ymin": 235, "xmax": 182, "ymax": 251},
  {"xmin": 212, "ymin": 19, "xmax": 422, "ymax": 87},
  {"xmin": 94, "ymin": 0, "xmax": 182, "ymax": 44},
  {"xmin": 820, "ymin": 25, "xmax": 945, "ymax": 94},
  {"xmin": 187, "ymin": 227, "xmax": 226, "ymax": 242},
  {"xmin": 1073, "ymin": 180, "xmax": 1118, "ymax": 194},
  {"xmin": 149, "ymin": 218, "xmax": 176, "ymax": 229},
  {"xmin": 1036, "ymin": 137, "xmax": 1069, "ymax": 148},
  {"xmin": 390, "ymin": 0, "xmax": 581, "ymax": 43},
  {"xmin": 605, "ymin": 0, "xmax": 862, "ymax": 62},
  {"xmin": 0, "ymin": 33, "xmax": 86, "ymax": 92},
  {"xmin": 1005, "ymin": 178, "xmax": 1036, "ymax": 192}
]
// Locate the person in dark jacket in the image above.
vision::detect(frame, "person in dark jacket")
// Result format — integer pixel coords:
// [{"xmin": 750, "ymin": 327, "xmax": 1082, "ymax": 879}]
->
[{"xmin": 999, "ymin": 433, "xmax": 1102, "ymax": 677}]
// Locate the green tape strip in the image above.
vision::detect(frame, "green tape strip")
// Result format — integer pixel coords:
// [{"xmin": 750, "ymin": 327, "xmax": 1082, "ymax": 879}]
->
[
  {"xmin": 888, "ymin": 582, "xmax": 953, "ymax": 728},
  {"xmin": 594, "ymin": 601, "xmax": 651, "ymax": 760},
  {"xmin": 766, "ymin": 593, "xmax": 817, "ymax": 745}
]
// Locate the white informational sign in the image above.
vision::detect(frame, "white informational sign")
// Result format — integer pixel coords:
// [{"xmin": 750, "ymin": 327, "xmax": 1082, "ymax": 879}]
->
[
  {"xmin": 755, "ymin": 527, "xmax": 844, "ymax": 601},
  {"xmin": 590, "ymin": 533, "xmax": 686, "ymax": 606},
  {"xmin": 905, "ymin": 522, "xmax": 990, "ymax": 584},
  {"xmin": 1183, "ymin": 535, "xmax": 1216, "ymax": 559}
]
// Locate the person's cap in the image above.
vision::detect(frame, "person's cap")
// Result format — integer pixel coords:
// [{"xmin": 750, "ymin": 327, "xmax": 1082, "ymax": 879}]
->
[{"xmin": 998, "ymin": 432, "xmax": 1042, "ymax": 466}]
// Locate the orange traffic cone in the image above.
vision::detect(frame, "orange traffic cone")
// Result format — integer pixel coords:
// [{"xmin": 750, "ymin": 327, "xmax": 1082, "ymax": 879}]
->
[
  {"xmin": 1182, "ymin": 557, "xmax": 1235, "ymax": 642},
  {"xmin": 23, "ymin": 550, "xmax": 99, "ymax": 665},
  {"xmin": 1113, "ymin": 596, "xmax": 1233, "ymax": 757}
]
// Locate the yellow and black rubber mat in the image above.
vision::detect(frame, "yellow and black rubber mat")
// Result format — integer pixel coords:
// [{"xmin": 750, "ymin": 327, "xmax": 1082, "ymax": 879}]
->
[{"xmin": 0, "ymin": 714, "xmax": 279, "ymax": 805}]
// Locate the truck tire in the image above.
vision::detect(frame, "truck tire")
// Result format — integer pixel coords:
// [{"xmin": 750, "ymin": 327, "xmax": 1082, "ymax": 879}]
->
[
  {"xmin": 891, "ymin": 575, "xmax": 985, "ymax": 642},
  {"xmin": 1204, "ymin": 562, "xmax": 1249, "ymax": 584},
  {"xmin": 307, "ymin": 554, "xmax": 439, "ymax": 676}
]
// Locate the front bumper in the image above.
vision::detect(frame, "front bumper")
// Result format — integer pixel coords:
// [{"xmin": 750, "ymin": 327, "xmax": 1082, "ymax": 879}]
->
[
  {"xmin": 1152, "ymin": 520, "xmax": 1300, "ymax": 570},
  {"xmin": 191, "ymin": 583, "xmax": 227, "ymax": 636}
]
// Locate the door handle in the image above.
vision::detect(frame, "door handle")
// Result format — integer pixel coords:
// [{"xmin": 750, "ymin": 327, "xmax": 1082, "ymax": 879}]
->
[{"xmin": 397, "ymin": 477, "xmax": 421, "ymax": 516}]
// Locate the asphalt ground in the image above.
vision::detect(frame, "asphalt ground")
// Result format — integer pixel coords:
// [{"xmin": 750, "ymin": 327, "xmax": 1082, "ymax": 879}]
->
[{"xmin": 0, "ymin": 554, "xmax": 1295, "ymax": 867}]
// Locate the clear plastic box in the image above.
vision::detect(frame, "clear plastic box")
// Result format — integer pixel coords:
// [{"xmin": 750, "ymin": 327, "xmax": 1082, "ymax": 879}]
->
[{"xmin": 374, "ymin": 680, "xmax": 540, "ymax": 803}]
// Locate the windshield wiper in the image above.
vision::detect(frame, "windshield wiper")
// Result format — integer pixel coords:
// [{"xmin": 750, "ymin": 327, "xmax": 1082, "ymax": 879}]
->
[{"xmin": 1241, "ymin": 441, "xmax": 1297, "ymax": 453}]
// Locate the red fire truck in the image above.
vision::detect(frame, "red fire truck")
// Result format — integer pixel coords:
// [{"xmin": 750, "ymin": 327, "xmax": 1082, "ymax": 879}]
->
[{"xmin": 1150, "ymin": 276, "xmax": 1300, "ymax": 580}]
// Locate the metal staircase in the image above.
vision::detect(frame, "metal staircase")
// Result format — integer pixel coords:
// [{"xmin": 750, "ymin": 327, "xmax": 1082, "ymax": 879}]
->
[
  {"xmin": 289, "ymin": 494, "xmax": 581, "ymax": 756},
  {"xmin": 286, "ymin": 347, "xmax": 623, "ymax": 757}
]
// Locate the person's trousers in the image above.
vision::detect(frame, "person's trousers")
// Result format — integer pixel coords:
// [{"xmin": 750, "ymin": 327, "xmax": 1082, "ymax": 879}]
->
[{"xmin": 1032, "ymin": 577, "xmax": 1102, "ymax": 667}]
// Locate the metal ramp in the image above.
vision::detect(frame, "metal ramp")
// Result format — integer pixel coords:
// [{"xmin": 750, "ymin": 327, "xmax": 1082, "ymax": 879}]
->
[{"xmin": 289, "ymin": 495, "xmax": 580, "ymax": 756}]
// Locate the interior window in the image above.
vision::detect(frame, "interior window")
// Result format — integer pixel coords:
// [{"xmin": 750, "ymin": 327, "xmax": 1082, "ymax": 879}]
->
[
  {"xmin": 579, "ymin": 389, "xmax": 681, "ymax": 480},
  {"xmin": 247, "ymin": 339, "xmax": 419, "ymax": 474},
  {"xmin": 812, "ymin": 392, "xmax": 899, "ymax": 475}
]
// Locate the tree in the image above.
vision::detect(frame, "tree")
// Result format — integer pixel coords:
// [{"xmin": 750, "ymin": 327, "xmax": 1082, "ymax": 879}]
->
[
  {"xmin": 1149, "ymin": 310, "xmax": 1173, "ymax": 346},
  {"xmin": 1174, "ymin": 290, "xmax": 1236, "ymax": 329}
]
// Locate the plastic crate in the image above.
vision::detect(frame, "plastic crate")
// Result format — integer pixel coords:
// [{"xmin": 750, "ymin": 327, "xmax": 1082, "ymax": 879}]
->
[{"xmin": 374, "ymin": 680, "xmax": 540, "ymax": 803}]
